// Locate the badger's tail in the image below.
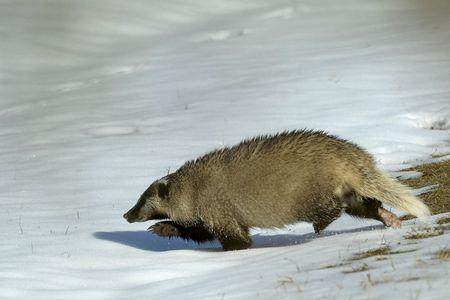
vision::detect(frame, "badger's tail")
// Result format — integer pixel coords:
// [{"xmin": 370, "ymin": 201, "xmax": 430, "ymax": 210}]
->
[{"xmin": 352, "ymin": 169, "xmax": 430, "ymax": 219}]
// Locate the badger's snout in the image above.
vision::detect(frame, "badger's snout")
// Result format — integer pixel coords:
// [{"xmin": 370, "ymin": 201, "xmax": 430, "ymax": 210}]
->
[
  {"xmin": 123, "ymin": 209, "xmax": 138, "ymax": 223},
  {"xmin": 123, "ymin": 212, "xmax": 131, "ymax": 222}
]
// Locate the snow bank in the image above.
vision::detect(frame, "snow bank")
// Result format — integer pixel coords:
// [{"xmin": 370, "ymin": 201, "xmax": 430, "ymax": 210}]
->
[{"xmin": 0, "ymin": 0, "xmax": 449, "ymax": 299}]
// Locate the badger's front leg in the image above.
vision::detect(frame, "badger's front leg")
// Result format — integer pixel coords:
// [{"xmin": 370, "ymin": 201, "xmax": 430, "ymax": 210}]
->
[
  {"xmin": 216, "ymin": 224, "xmax": 252, "ymax": 251},
  {"xmin": 148, "ymin": 221, "xmax": 215, "ymax": 243}
]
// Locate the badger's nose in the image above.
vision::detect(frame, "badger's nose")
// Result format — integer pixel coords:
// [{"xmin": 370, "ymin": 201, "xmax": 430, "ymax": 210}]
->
[{"xmin": 123, "ymin": 212, "xmax": 136, "ymax": 223}]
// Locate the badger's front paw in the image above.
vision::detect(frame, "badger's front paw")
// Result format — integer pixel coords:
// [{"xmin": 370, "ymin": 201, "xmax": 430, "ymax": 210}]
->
[{"xmin": 148, "ymin": 221, "xmax": 181, "ymax": 237}]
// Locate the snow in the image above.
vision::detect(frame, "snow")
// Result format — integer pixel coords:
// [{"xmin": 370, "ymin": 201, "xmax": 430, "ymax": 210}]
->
[{"xmin": 1, "ymin": 0, "xmax": 450, "ymax": 299}]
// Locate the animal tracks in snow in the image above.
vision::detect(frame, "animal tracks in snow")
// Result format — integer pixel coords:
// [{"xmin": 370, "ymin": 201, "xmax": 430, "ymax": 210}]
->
[
  {"xmin": 193, "ymin": 5, "xmax": 312, "ymax": 43},
  {"xmin": 56, "ymin": 65, "xmax": 146, "ymax": 93},
  {"xmin": 194, "ymin": 28, "xmax": 252, "ymax": 42},
  {"xmin": 406, "ymin": 113, "xmax": 450, "ymax": 159},
  {"xmin": 86, "ymin": 126, "xmax": 140, "ymax": 138},
  {"xmin": 424, "ymin": 118, "xmax": 450, "ymax": 131},
  {"xmin": 84, "ymin": 124, "xmax": 167, "ymax": 139},
  {"xmin": 259, "ymin": 7, "xmax": 295, "ymax": 20},
  {"xmin": 407, "ymin": 114, "xmax": 450, "ymax": 131},
  {"xmin": 257, "ymin": 5, "xmax": 311, "ymax": 20}
]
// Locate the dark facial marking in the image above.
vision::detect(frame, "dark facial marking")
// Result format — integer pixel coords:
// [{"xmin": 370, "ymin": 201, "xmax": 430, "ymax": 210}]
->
[{"xmin": 157, "ymin": 182, "xmax": 169, "ymax": 199}]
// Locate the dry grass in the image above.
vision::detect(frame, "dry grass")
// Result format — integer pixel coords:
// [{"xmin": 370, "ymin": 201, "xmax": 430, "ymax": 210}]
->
[
  {"xmin": 436, "ymin": 249, "xmax": 450, "ymax": 261},
  {"xmin": 276, "ymin": 276, "xmax": 303, "ymax": 293},
  {"xmin": 360, "ymin": 273, "xmax": 390, "ymax": 288},
  {"xmin": 389, "ymin": 248, "xmax": 418, "ymax": 255},
  {"xmin": 352, "ymin": 246, "xmax": 416, "ymax": 260},
  {"xmin": 397, "ymin": 276, "xmax": 422, "ymax": 283},
  {"xmin": 354, "ymin": 246, "xmax": 392, "ymax": 259},
  {"xmin": 361, "ymin": 273, "xmax": 422, "ymax": 289},
  {"xmin": 401, "ymin": 160, "xmax": 450, "ymax": 215},
  {"xmin": 437, "ymin": 223, "xmax": 450, "ymax": 231},
  {"xmin": 437, "ymin": 216, "xmax": 450, "ymax": 225},
  {"xmin": 404, "ymin": 228, "xmax": 444, "ymax": 240},
  {"xmin": 320, "ymin": 262, "xmax": 350, "ymax": 269},
  {"xmin": 342, "ymin": 263, "xmax": 370, "ymax": 274},
  {"xmin": 375, "ymin": 257, "xmax": 388, "ymax": 261}
]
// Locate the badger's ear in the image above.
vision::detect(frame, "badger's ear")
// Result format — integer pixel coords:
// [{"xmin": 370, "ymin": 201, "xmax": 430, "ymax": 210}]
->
[{"xmin": 156, "ymin": 179, "xmax": 170, "ymax": 199}]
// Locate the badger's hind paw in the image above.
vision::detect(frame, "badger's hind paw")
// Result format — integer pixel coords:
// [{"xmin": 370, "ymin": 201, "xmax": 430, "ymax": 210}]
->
[
  {"xmin": 148, "ymin": 221, "xmax": 181, "ymax": 237},
  {"xmin": 377, "ymin": 207, "xmax": 401, "ymax": 229}
]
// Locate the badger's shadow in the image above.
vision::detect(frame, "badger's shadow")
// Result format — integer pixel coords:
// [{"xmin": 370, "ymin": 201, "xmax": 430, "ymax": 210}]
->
[
  {"xmin": 93, "ymin": 224, "xmax": 384, "ymax": 252},
  {"xmin": 93, "ymin": 230, "xmax": 220, "ymax": 252}
]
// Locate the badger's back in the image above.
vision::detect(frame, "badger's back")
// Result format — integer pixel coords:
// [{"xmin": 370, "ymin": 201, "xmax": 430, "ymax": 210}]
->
[
  {"xmin": 173, "ymin": 130, "xmax": 429, "ymax": 230},
  {"xmin": 175, "ymin": 131, "xmax": 365, "ymax": 224}
]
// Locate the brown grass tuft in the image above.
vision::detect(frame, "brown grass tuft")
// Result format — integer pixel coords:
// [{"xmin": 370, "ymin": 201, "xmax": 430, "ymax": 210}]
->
[
  {"xmin": 436, "ymin": 249, "xmax": 450, "ymax": 261},
  {"xmin": 404, "ymin": 228, "xmax": 444, "ymax": 240},
  {"xmin": 437, "ymin": 216, "xmax": 450, "ymax": 225},
  {"xmin": 353, "ymin": 246, "xmax": 416, "ymax": 260},
  {"xmin": 401, "ymin": 160, "xmax": 450, "ymax": 214},
  {"xmin": 355, "ymin": 246, "xmax": 392, "ymax": 259},
  {"xmin": 343, "ymin": 263, "xmax": 370, "ymax": 274}
]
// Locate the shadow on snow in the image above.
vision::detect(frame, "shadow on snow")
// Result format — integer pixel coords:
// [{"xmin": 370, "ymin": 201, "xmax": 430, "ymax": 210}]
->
[{"xmin": 93, "ymin": 224, "xmax": 384, "ymax": 252}]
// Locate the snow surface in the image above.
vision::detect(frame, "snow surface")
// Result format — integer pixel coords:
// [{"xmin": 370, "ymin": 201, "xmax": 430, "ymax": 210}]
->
[{"xmin": 1, "ymin": 0, "xmax": 450, "ymax": 299}]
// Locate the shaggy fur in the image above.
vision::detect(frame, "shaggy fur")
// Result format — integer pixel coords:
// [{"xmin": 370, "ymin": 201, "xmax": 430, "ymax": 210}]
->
[{"xmin": 124, "ymin": 130, "xmax": 430, "ymax": 251}]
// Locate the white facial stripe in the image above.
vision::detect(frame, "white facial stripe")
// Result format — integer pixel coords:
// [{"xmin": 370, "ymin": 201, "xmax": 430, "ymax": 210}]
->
[{"xmin": 157, "ymin": 177, "xmax": 168, "ymax": 185}]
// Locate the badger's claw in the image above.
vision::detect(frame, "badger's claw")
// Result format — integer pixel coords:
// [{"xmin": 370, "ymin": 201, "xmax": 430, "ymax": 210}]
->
[{"xmin": 148, "ymin": 221, "xmax": 181, "ymax": 237}]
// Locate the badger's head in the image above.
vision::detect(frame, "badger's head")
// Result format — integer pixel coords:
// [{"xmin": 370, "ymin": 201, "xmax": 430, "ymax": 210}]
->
[{"xmin": 123, "ymin": 177, "xmax": 170, "ymax": 223}]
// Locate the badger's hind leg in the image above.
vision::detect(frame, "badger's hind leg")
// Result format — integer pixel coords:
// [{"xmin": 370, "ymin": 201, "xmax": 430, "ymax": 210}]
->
[
  {"xmin": 148, "ymin": 221, "xmax": 215, "ymax": 243},
  {"xmin": 301, "ymin": 195, "xmax": 343, "ymax": 234},
  {"xmin": 343, "ymin": 193, "xmax": 401, "ymax": 228},
  {"xmin": 311, "ymin": 203, "xmax": 343, "ymax": 234}
]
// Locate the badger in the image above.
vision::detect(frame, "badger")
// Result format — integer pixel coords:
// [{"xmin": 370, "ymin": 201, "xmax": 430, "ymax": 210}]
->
[{"xmin": 123, "ymin": 130, "xmax": 430, "ymax": 251}]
